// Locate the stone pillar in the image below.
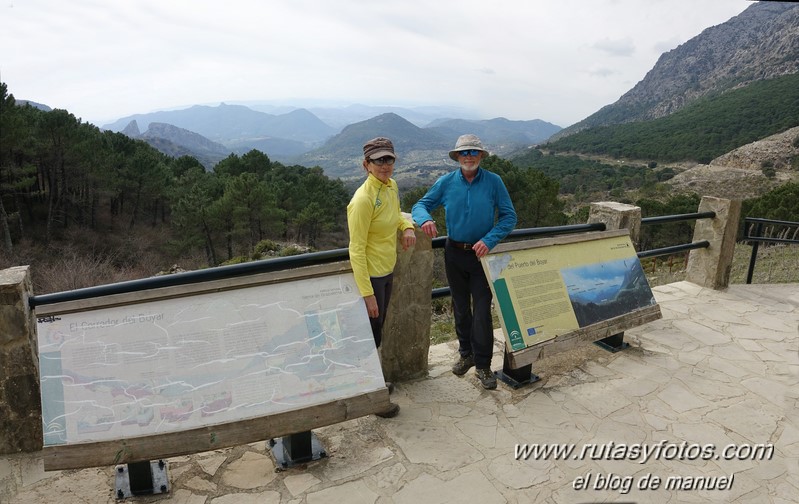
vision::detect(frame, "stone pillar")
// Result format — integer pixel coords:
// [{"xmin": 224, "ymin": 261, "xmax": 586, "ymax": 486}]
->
[
  {"xmin": 588, "ymin": 201, "xmax": 642, "ymax": 248},
  {"xmin": 0, "ymin": 265, "xmax": 42, "ymax": 454},
  {"xmin": 686, "ymin": 196, "xmax": 741, "ymax": 289},
  {"xmin": 381, "ymin": 216, "xmax": 433, "ymax": 382}
]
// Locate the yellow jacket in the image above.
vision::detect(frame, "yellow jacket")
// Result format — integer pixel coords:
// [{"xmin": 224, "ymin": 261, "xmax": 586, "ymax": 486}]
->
[{"xmin": 347, "ymin": 174, "xmax": 414, "ymax": 297}]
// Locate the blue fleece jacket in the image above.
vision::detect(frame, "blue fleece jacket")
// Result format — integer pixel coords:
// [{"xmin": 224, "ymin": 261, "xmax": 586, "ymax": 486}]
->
[{"xmin": 411, "ymin": 168, "xmax": 517, "ymax": 249}]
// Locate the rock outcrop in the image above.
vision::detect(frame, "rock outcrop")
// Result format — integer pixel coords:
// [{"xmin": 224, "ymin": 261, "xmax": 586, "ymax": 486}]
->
[{"xmin": 710, "ymin": 126, "xmax": 799, "ymax": 171}]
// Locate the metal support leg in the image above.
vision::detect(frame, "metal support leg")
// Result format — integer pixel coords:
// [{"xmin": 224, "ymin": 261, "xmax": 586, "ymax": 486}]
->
[
  {"xmin": 594, "ymin": 332, "xmax": 629, "ymax": 353},
  {"xmin": 494, "ymin": 348, "xmax": 540, "ymax": 389},
  {"xmin": 269, "ymin": 431, "xmax": 326, "ymax": 469},
  {"xmin": 115, "ymin": 460, "xmax": 169, "ymax": 499}
]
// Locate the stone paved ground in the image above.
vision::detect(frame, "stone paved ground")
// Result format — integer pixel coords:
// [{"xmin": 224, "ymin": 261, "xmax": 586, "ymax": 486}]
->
[{"xmin": 2, "ymin": 281, "xmax": 797, "ymax": 503}]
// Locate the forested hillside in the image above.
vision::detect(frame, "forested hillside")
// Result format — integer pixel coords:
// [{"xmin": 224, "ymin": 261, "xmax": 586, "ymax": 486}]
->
[
  {"xmin": 0, "ymin": 82, "xmax": 350, "ymax": 292},
  {"xmin": 544, "ymin": 73, "xmax": 799, "ymax": 164}
]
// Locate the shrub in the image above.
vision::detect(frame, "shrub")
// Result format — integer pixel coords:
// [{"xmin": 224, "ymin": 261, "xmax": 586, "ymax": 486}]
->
[
  {"xmin": 278, "ymin": 245, "xmax": 305, "ymax": 257},
  {"xmin": 253, "ymin": 239, "xmax": 280, "ymax": 255}
]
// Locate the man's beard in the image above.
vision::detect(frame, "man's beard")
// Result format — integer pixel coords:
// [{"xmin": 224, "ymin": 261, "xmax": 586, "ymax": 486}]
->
[{"xmin": 461, "ymin": 164, "xmax": 478, "ymax": 172}]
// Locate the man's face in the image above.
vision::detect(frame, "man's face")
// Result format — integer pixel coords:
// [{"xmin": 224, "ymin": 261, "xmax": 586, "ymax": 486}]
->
[{"xmin": 458, "ymin": 150, "xmax": 483, "ymax": 172}]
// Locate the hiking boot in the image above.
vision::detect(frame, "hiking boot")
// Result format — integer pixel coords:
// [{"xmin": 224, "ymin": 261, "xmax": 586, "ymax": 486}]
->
[
  {"xmin": 386, "ymin": 382, "xmax": 395, "ymax": 394},
  {"xmin": 475, "ymin": 368, "xmax": 497, "ymax": 390},
  {"xmin": 376, "ymin": 403, "xmax": 400, "ymax": 418},
  {"xmin": 452, "ymin": 354, "xmax": 475, "ymax": 376}
]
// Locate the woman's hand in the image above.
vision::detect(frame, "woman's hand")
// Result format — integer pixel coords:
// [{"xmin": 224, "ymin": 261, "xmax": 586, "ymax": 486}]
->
[
  {"xmin": 364, "ymin": 295, "xmax": 379, "ymax": 318},
  {"xmin": 401, "ymin": 228, "xmax": 416, "ymax": 250}
]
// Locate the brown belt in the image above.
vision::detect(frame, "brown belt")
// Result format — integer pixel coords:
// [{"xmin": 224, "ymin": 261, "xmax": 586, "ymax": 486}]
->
[{"xmin": 447, "ymin": 239, "xmax": 473, "ymax": 251}]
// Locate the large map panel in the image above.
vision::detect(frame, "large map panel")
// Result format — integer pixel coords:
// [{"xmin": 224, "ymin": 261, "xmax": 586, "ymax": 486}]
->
[{"xmin": 36, "ymin": 273, "xmax": 384, "ymax": 446}]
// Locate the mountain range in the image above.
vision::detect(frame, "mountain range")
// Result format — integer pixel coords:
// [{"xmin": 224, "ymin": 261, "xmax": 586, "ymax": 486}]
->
[
  {"xmin": 106, "ymin": 105, "xmax": 561, "ymax": 180},
  {"xmin": 101, "ymin": 1, "xmax": 798, "ymax": 183}
]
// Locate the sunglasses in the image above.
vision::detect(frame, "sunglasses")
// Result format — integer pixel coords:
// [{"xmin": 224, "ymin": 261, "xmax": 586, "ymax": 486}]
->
[
  {"xmin": 458, "ymin": 150, "xmax": 482, "ymax": 157},
  {"xmin": 369, "ymin": 156, "xmax": 395, "ymax": 166}
]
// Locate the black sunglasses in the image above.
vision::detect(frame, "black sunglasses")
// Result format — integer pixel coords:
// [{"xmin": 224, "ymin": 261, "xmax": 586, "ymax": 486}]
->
[
  {"xmin": 369, "ymin": 156, "xmax": 396, "ymax": 166},
  {"xmin": 458, "ymin": 150, "xmax": 482, "ymax": 157}
]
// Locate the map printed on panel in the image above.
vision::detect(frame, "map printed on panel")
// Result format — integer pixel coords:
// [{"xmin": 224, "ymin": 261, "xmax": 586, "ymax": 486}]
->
[
  {"xmin": 36, "ymin": 273, "xmax": 384, "ymax": 446},
  {"xmin": 483, "ymin": 234, "xmax": 657, "ymax": 351}
]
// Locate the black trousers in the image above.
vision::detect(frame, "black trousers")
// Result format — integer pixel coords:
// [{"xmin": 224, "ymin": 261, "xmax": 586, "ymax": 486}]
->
[
  {"xmin": 369, "ymin": 272, "xmax": 394, "ymax": 349},
  {"xmin": 444, "ymin": 242, "xmax": 494, "ymax": 369}
]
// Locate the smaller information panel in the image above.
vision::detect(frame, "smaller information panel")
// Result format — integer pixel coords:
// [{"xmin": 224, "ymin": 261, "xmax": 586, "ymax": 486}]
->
[
  {"xmin": 36, "ymin": 272, "xmax": 384, "ymax": 446},
  {"xmin": 483, "ymin": 231, "xmax": 657, "ymax": 351}
]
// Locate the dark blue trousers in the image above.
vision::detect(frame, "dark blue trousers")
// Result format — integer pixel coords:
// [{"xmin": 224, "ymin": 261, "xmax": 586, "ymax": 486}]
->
[
  {"xmin": 369, "ymin": 272, "xmax": 394, "ymax": 349},
  {"xmin": 444, "ymin": 243, "xmax": 494, "ymax": 369}
]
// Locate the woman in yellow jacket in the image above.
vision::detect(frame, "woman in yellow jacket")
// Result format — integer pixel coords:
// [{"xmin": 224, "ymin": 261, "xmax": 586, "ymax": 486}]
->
[{"xmin": 347, "ymin": 137, "xmax": 415, "ymax": 417}]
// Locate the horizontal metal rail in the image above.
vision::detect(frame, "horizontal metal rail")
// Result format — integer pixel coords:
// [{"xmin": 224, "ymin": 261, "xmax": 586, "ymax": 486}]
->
[
  {"xmin": 29, "ymin": 249, "xmax": 351, "ymax": 308},
  {"xmin": 641, "ymin": 211, "xmax": 715, "ymax": 225},
  {"xmin": 745, "ymin": 217, "xmax": 799, "ymax": 227},
  {"xmin": 430, "ymin": 223, "xmax": 607, "ymax": 249},
  {"xmin": 742, "ymin": 236, "xmax": 799, "ymax": 245},
  {"xmin": 29, "ymin": 213, "xmax": 717, "ymax": 308},
  {"xmin": 637, "ymin": 240, "xmax": 710, "ymax": 259},
  {"xmin": 30, "ymin": 224, "xmax": 608, "ymax": 308}
]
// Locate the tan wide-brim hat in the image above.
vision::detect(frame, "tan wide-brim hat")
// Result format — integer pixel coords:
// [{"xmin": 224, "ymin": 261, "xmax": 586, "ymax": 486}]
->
[{"xmin": 448, "ymin": 134, "xmax": 488, "ymax": 161}]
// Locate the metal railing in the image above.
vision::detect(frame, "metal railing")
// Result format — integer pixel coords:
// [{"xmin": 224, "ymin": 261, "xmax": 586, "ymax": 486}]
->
[
  {"xmin": 29, "ymin": 213, "xmax": 717, "ymax": 308},
  {"xmin": 742, "ymin": 217, "xmax": 799, "ymax": 284},
  {"xmin": 637, "ymin": 211, "xmax": 715, "ymax": 259}
]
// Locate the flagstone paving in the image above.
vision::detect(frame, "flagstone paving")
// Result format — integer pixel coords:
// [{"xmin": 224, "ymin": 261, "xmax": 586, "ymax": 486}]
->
[{"xmin": 2, "ymin": 281, "xmax": 797, "ymax": 503}]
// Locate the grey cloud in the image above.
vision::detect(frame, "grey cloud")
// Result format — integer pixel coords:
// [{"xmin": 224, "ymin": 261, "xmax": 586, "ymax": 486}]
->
[
  {"xmin": 590, "ymin": 68, "xmax": 617, "ymax": 78},
  {"xmin": 593, "ymin": 37, "xmax": 635, "ymax": 57}
]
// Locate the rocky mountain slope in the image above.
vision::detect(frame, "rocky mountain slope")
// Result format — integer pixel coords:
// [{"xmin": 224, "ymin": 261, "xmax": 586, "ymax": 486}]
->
[
  {"xmin": 555, "ymin": 1, "xmax": 799, "ymax": 139},
  {"xmin": 126, "ymin": 122, "xmax": 230, "ymax": 168}
]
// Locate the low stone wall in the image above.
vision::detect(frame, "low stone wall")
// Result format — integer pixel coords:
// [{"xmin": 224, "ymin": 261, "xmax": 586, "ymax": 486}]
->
[
  {"xmin": 381, "ymin": 216, "xmax": 433, "ymax": 382},
  {"xmin": 0, "ymin": 266, "xmax": 42, "ymax": 454},
  {"xmin": 686, "ymin": 197, "xmax": 741, "ymax": 289}
]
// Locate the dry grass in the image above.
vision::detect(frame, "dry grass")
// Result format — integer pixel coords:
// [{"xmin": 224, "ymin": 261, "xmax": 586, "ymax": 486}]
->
[
  {"xmin": 729, "ymin": 243, "xmax": 799, "ymax": 284},
  {"xmin": 644, "ymin": 243, "xmax": 799, "ymax": 287},
  {"xmin": 0, "ymin": 226, "xmax": 207, "ymax": 295}
]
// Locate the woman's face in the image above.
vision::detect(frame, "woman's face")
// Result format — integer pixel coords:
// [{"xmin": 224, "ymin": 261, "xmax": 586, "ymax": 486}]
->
[{"xmin": 363, "ymin": 156, "xmax": 395, "ymax": 183}]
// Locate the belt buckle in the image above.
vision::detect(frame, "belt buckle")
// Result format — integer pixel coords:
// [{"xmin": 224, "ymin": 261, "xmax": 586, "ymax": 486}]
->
[{"xmin": 463, "ymin": 243, "xmax": 472, "ymax": 250}]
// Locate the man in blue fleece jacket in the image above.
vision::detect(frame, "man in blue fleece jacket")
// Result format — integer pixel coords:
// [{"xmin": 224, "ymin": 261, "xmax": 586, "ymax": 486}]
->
[{"xmin": 412, "ymin": 134, "xmax": 517, "ymax": 389}]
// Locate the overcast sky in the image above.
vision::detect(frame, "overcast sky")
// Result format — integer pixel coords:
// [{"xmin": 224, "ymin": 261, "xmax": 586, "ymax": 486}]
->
[{"xmin": 2, "ymin": 0, "xmax": 754, "ymax": 128}]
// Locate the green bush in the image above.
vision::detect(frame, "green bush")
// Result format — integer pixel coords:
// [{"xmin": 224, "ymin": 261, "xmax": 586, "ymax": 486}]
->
[
  {"xmin": 278, "ymin": 245, "xmax": 305, "ymax": 257},
  {"xmin": 253, "ymin": 239, "xmax": 280, "ymax": 256}
]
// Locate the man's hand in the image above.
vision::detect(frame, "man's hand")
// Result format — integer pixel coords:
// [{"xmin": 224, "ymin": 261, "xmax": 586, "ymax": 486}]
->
[
  {"xmin": 473, "ymin": 240, "xmax": 490, "ymax": 258},
  {"xmin": 421, "ymin": 220, "xmax": 438, "ymax": 238},
  {"xmin": 401, "ymin": 228, "xmax": 416, "ymax": 250},
  {"xmin": 364, "ymin": 295, "xmax": 379, "ymax": 318}
]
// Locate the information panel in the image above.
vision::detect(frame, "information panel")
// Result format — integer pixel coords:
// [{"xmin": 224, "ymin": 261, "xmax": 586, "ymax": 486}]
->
[
  {"xmin": 483, "ymin": 231, "xmax": 657, "ymax": 351},
  {"xmin": 36, "ymin": 272, "xmax": 384, "ymax": 446}
]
